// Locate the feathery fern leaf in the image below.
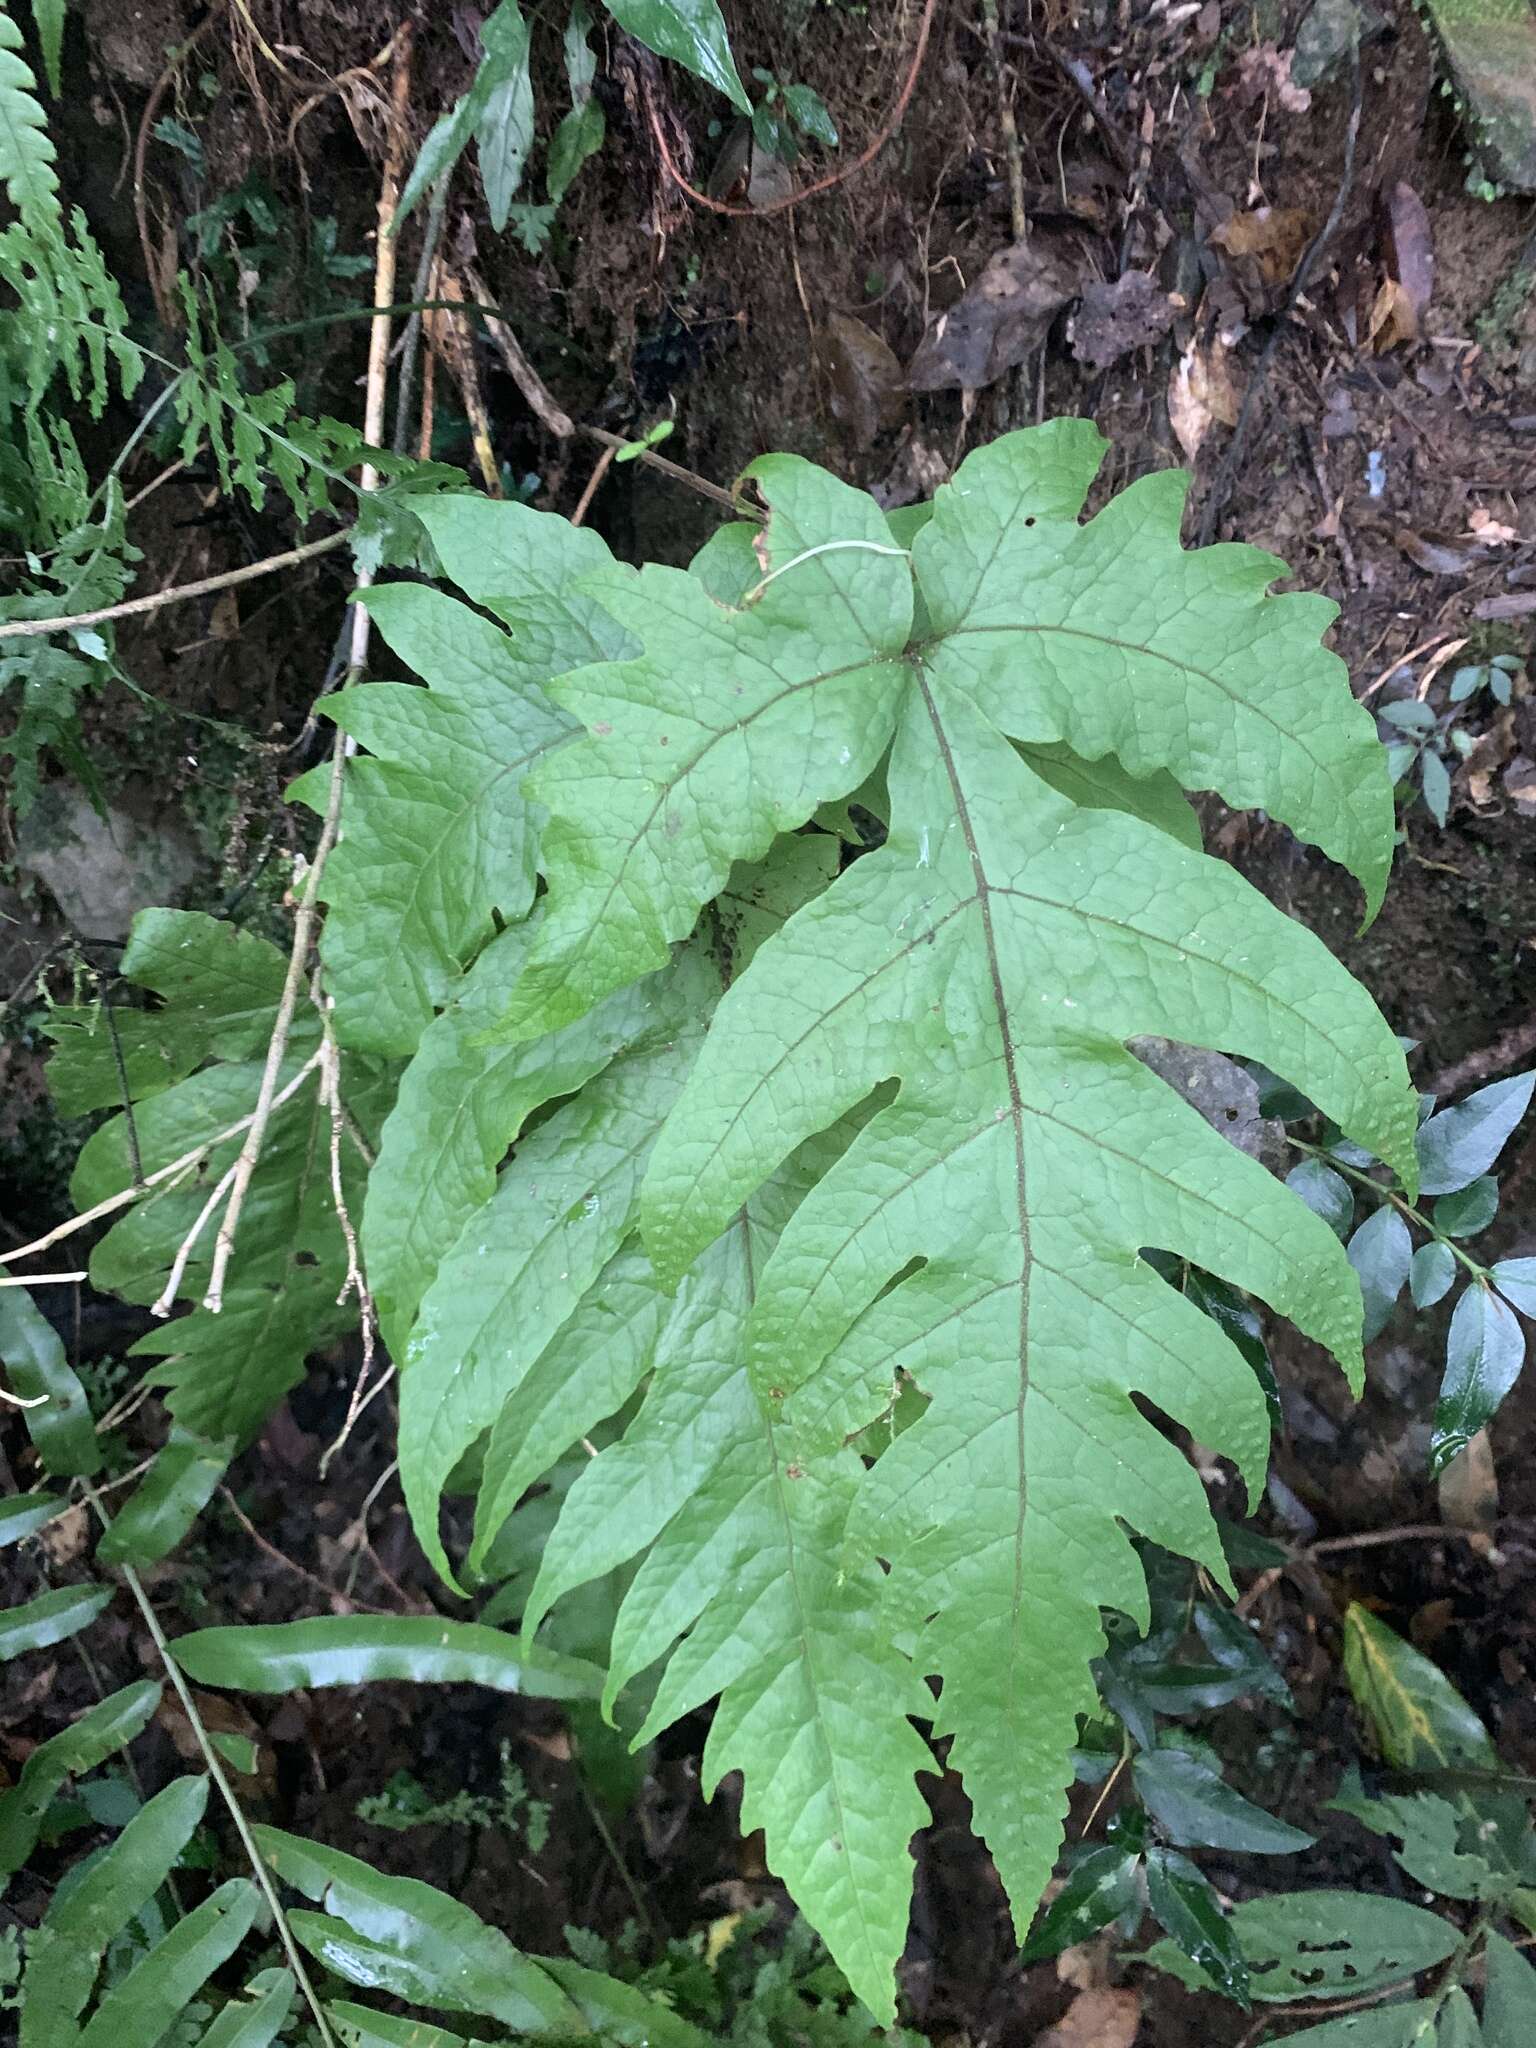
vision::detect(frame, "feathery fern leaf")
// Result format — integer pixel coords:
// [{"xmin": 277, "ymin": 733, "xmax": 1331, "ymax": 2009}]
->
[{"xmin": 50, "ymin": 911, "xmax": 388, "ymax": 1445}]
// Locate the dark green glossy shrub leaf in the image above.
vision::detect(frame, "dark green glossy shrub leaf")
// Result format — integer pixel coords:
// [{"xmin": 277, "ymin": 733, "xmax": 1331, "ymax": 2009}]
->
[
  {"xmin": 602, "ymin": 0, "xmax": 749, "ymax": 111},
  {"xmin": 1018, "ymin": 1844, "xmax": 1142, "ymax": 1960},
  {"xmin": 1412, "ymin": 1240, "xmax": 1458, "ymax": 1308},
  {"xmin": 1145, "ymin": 1848, "xmax": 1249, "ymax": 2007},
  {"xmin": 1432, "ymin": 1283, "xmax": 1525, "ymax": 1474},
  {"xmin": 1346, "ymin": 1206, "xmax": 1413, "ymax": 1340},
  {"xmin": 1415, "ymin": 1072, "xmax": 1535, "ymax": 1196},
  {"xmin": 1134, "ymin": 1745, "xmax": 1313, "ymax": 1854}
]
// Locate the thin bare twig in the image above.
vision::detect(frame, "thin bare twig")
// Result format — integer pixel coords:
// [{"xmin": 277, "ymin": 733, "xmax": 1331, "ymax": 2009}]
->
[
  {"xmin": 571, "ymin": 443, "xmax": 617, "ymax": 527},
  {"xmin": 644, "ymin": 0, "xmax": 938, "ymax": 220},
  {"xmin": 1236, "ymin": 1521, "xmax": 1489, "ymax": 1616},
  {"xmin": 1428, "ymin": 1016, "xmax": 1536, "ymax": 1101},
  {"xmin": 203, "ymin": 29, "xmax": 413, "ymax": 1310},
  {"xmin": 581, "ymin": 426, "xmax": 743, "ymax": 514},
  {"xmin": 218, "ymin": 1484, "xmax": 395, "ymax": 1615},
  {"xmin": 202, "ymin": 740, "xmax": 346, "ymax": 1312},
  {"xmin": 979, "ymin": 0, "xmax": 1027, "ymax": 242},
  {"xmin": 315, "ymin": 997, "xmax": 380, "ymax": 1474},
  {"xmin": 152, "ymin": 1159, "xmax": 240, "ymax": 1316},
  {"xmin": 0, "ymin": 530, "xmax": 353, "ymax": 640},
  {"xmin": 463, "ymin": 261, "xmax": 575, "ymax": 439},
  {"xmin": 0, "ymin": 1048, "xmax": 325, "ymax": 1269}
]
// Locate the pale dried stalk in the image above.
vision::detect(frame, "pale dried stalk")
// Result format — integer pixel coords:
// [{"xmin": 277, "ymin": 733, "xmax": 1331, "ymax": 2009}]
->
[
  {"xmin": 152, "ymin": 1159, "xmax": 240, "ymax": 1316},
  {"xmin": 316, "ymin": 998, "xmax": 380, "ymax": 1480},
  {"xmin": 0, "ymin": 1049, "xmax": 325, "ymax": 1270},
  {"xmin": 202, "ymin": 32, "xmax": 413, "ymax": 1309}
]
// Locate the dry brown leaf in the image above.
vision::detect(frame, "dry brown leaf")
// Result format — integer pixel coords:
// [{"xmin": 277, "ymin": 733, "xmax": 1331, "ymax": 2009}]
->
[
  {"xmin": 40, "ymin": 1502, "xmax": 90, "ymax": 1569},
  {"xmin": 1228, "ymin": 42, "xmax": 1312, "ymax": 113},
  {"xmin": 1505, "ymin": 754, "xmax": 1536, "ymax": 816},
  {"xmin": 1211, "ymin": 207, "xmax": 1312, "ymax": 284},
  {"xmin": 1438, "ymin": 1428, "xmax": 1499, "ymax": 1541},
  {"xmin": 1367, "ymin": 277, "xmax": 1420, "ymax": 353},
  {"xmin": 1068, "ymin": 272, "xmax": 1177, "ymax": 372},
  {"xmin": 909, "ymin": 239, "xmax": 1083, "ymax": 392},
  {"xmin": 1168, "ymin": 337, "xmax": 1241, "ymax": 461},
  {"xmin": 1383, "ymin": 181, "xmax": 1435, "ymax": 323},
  {"xmin": 1467, "ymin": 507, "xmax": 1520, "ymax": 544},
  {"xmin": 1395, "ymin": 530, "xmax": 1485, "ymax": 577},
  {"xmin": 1039, "ymin": 1987, "xmax": 1143, "ymax": 2048},
  {"xmin": 820, "ymin": 313, "xmax": 906, "ymax": 442}
]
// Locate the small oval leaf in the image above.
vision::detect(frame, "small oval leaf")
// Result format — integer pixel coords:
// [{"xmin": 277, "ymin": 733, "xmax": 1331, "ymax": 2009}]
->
[
  {"xmin": 1415, "ymin": 1071, "xmax": 1535, "ymax": 1196},
  {"xmin": 1345, "ymin": 1207, "xmax": 1412, "ymax": 1341},
  {"xmin": 1432, "ymin": 1284, "xmax": 1525, "ymax": 1474},
  {"xmin": 1410, "ymin": 1240, "xmax": 1457, "ymax": 1309}
]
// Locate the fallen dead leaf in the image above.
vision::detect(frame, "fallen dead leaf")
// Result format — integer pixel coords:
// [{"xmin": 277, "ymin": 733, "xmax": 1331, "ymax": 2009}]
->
[
  {"xmin": 1467, "ymin": 507, "xmax": 1520, "ymax": 544},
  {"xmin": 1211, "ymin": 206, "xmax": 1312, "ymax": 284},
  {"xmin": 1067, "ymin": 271, "xmax": 1177, "ymax": 372},
  {"xmin": 1228, "ymin": 41, "xmax": 1312, "ymax": 113},
  {"xmin": 1505, "ymin": 754, "xmax": 1536, "ymax": 816},
  {"xmin": 1167, "ymin": 336, "xmax": 1241, "ymax": 461},
  {"xmin": 820, "ymin": 312, "xmax": 906, "ymax": 442},
  {"xmin": 1382, "ymin": 180, "xmax": 1434, "ymax": 326},
  {"xmin": 909, "ymin": 238, "xmax": 1083, "ymax": 392},
  {"xmin": 1039, "ymin": 1987, "xmax": 1143, "ymax": 2048},
  {"xmin": 40, "ymin": 1503, "xmax": 90, "ymax": 1569},
  {"xmin": 1395, "ymin": 529, "xmax": 1488, "ymax": 577},
  {"xmin": 1367, "ymin": 276, "xmax": 1420, "ymax": 353},
  {"xmin": 1438, "ymin": 1428, "xmax": 1499, "ymax": 1541}
]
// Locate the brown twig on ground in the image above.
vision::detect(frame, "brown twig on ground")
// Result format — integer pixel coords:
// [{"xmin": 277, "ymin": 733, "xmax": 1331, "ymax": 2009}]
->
[
  {"xmin": 218, "ymin": 1485, "xmax": 395, "ymax": 1615},
  {"xmin": 571, "ymin": 443, "xmax": 617, "ymax": 527},
  {"xmin": 1427, "ymin": 1016, "xmax": 1536, "ymax": 1101},
  {"xmin": 204, "ymin": 29, "xmax": 414, "ymax": 1311},
  {"xmin": 429, "ymin": 272, "xmax": 502, "ymax": 494},
  {"xmin": 581, "ymin": 426, "xmax": 744, "ymax": 514},
  {"xmin": 0, "ymin": 530, "xmax": 353, "ymax": 640},
  {"xmin": 1235, "ymin": 1521, "xmax": 1492, "ymax": 1617},
  {"xmin": 979, "ymin": 0, "xmax": 1027, "ymax": 243},
  {"xmin": 461, "ymin": 260, "xmax": 576, "ymax": 439},
  {"xmin": 1197, "ymin": 46, "xmax": 1363, "ymax": 548},
  {"xmin": 645, "ymin": 0, "xmax": 938, "ymax": 220},
  {"xmin": 315, "ymin": 994, "xmax": 380, "ymax": 1469}
]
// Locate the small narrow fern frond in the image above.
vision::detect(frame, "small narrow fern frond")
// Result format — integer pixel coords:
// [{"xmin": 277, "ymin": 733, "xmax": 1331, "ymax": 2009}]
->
[{"xmin": 0, "ymin": 1, "xmax": 60, "ymax": 230}]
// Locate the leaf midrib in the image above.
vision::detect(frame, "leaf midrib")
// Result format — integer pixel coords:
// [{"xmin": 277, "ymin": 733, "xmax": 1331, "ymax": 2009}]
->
[{"xmin": 914, "ymin": 667, "xmax": 1035, "ymax": 1702}]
